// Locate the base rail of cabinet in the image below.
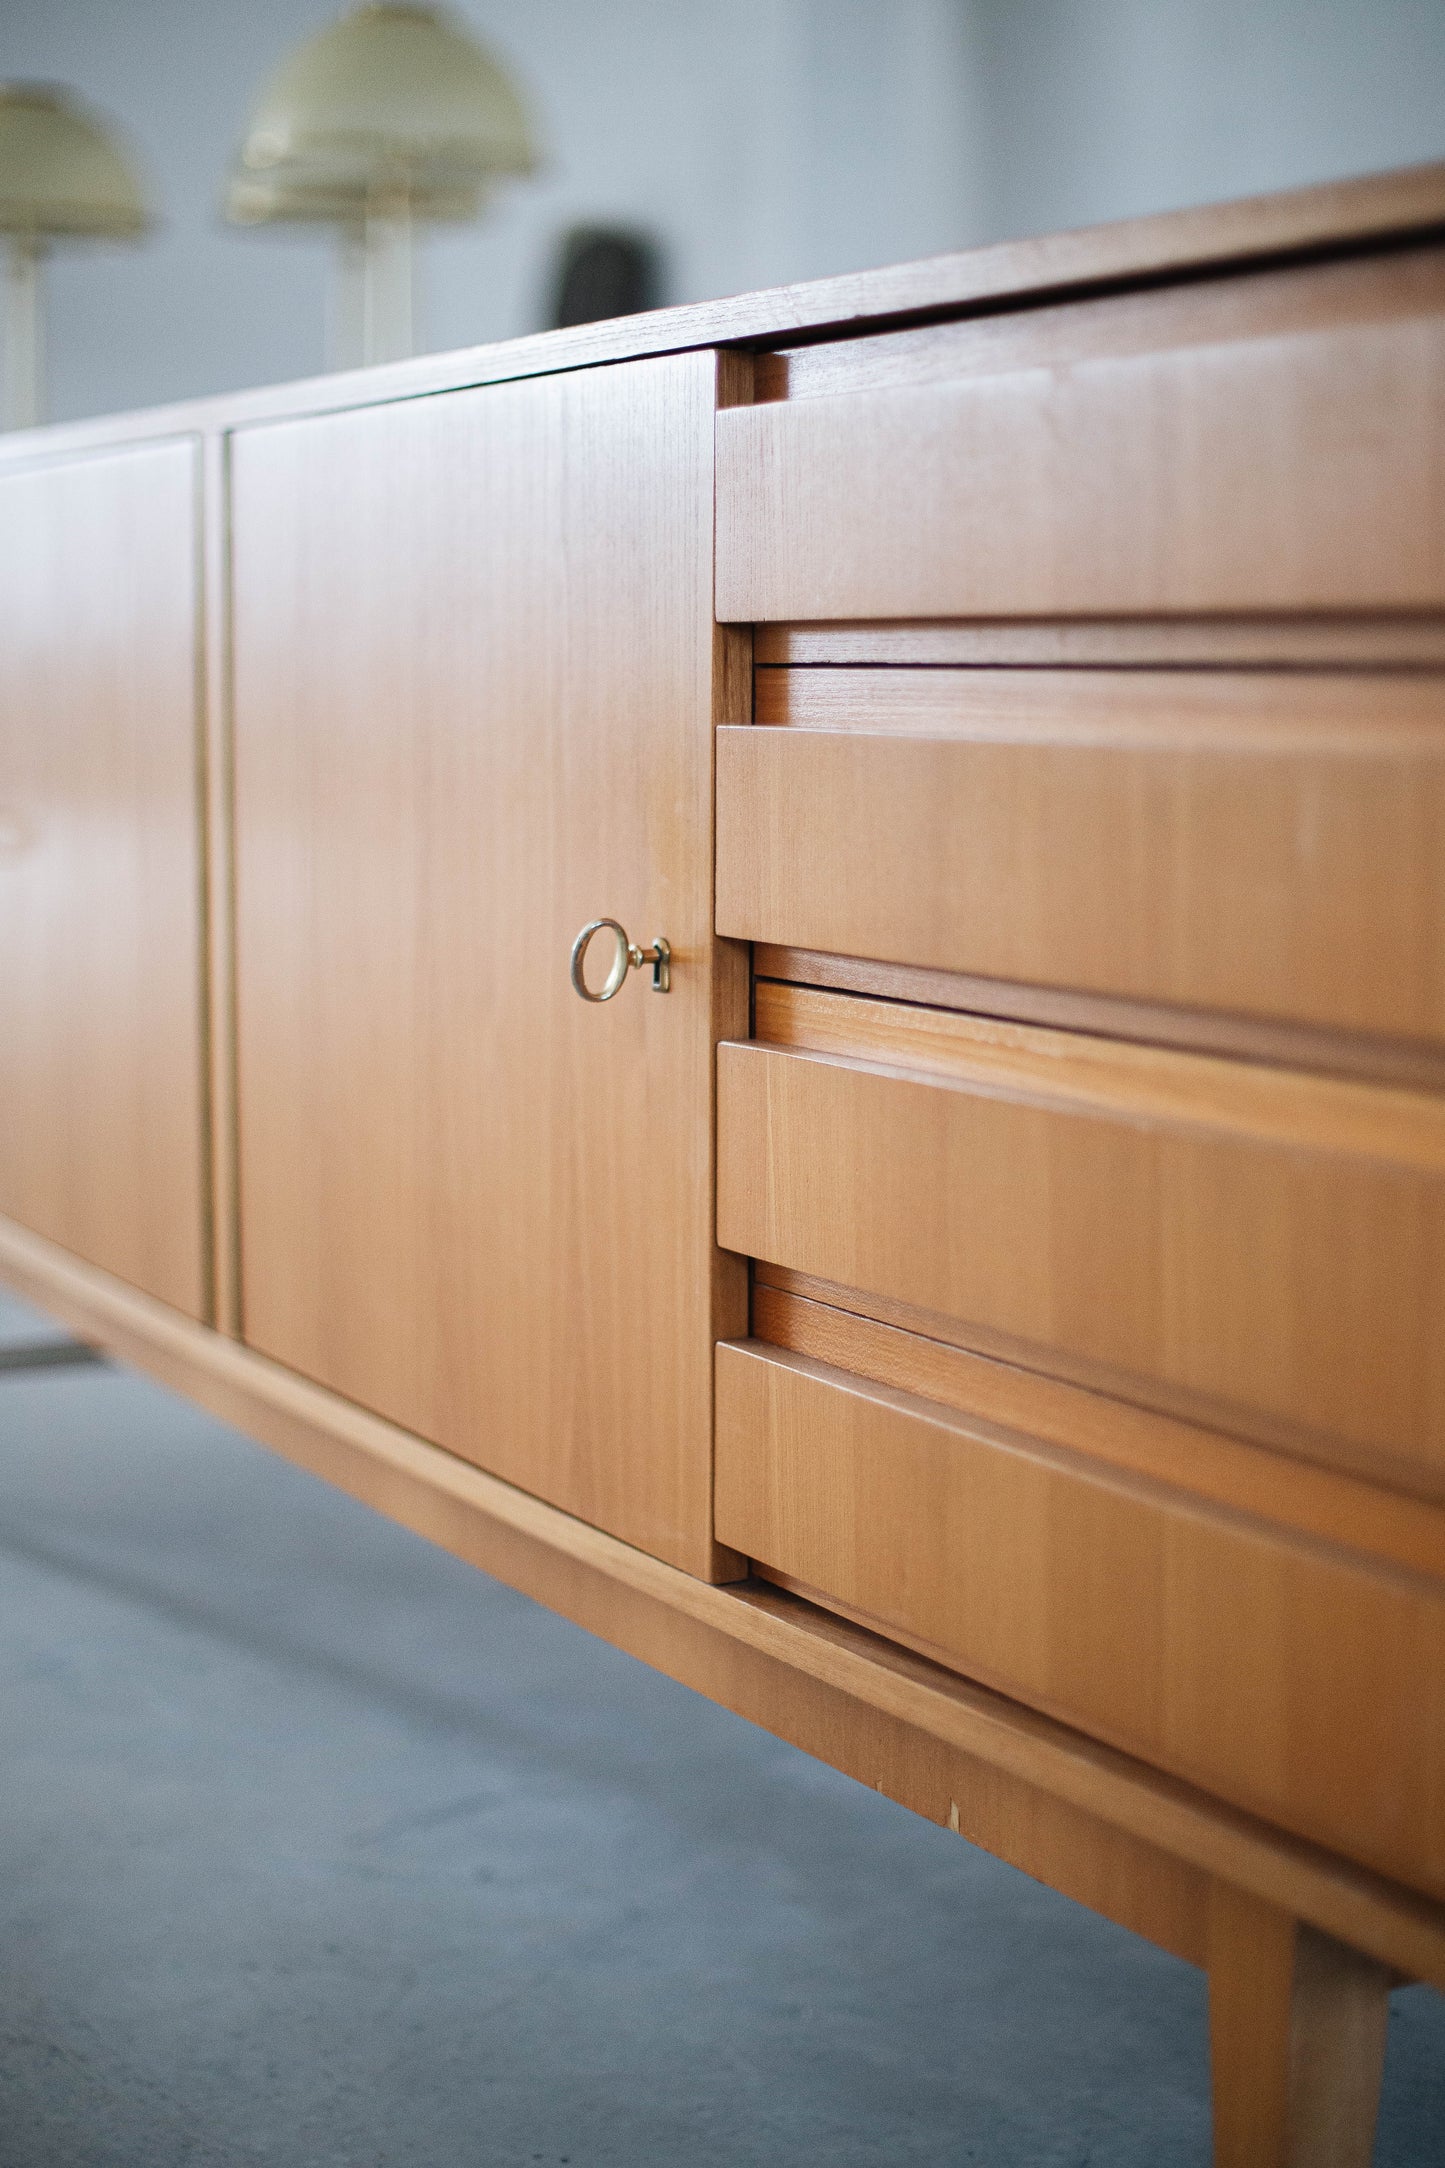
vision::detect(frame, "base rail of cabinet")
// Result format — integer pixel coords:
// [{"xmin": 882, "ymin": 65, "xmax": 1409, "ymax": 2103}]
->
[{"xmin": 0, "ymin": 1211, "xmax": 1437, "ymax": 2163}]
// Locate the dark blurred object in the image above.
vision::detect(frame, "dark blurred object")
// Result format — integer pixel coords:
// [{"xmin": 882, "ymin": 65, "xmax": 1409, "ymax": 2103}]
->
[{"xmin": 549, "ymin": 224, "xmax": 660, "ymax": 328}]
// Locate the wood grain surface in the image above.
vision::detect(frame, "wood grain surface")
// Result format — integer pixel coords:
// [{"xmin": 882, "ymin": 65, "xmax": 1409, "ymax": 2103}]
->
[
  {"xmin": 231, "ymin": 354, "xmax": 746, "ymax": 1578},
  {"xmin": 719, "ymin": 668, "xmax": 1445, "ymax": 1043},
  {"xmin": 753, "ymin": 618, "xmax": 1445, "ymax": 668},
  {"xmin": 749, "ymin": 947, "xmax": 1445, "ymax": 1094},
  {"xmin": 719, "ymin": 984, "xmax": 1445, "ymax": 1496},
  {"xmin": 717, "ymin": 249, "xmax": 1445, "ymax": 622},
  {"xmin": 716, "ymin": 1337, "xmax": 1445, "ymax": 1899},
  {"xmin": 0, "ymin": 440, "xmax": 207, "ymax": 1318}
]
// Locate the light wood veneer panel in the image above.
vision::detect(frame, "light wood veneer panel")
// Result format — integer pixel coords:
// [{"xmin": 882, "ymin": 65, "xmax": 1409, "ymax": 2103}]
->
[
  {"xmin": 716, "ymin": 1339, "xmax": 1445, "ymax": 1898},
  {"xmin": 232, "ymin": 355, "xmax": 745, "ymax": 1578},
  {"xmin": 717, "ymin": 253, "xmax": 1445, "ymax": 622},
  {"xmin": 719, "ymin": 670, "xmax": 1445, "ymax": 1043},
  {"xmin": 0, "ymin": 441, "xmax": 207, "ymax": 1318},
  {"xmin": 718, "ymin": 985, "xmax": 1445, "ymax": 1496}
]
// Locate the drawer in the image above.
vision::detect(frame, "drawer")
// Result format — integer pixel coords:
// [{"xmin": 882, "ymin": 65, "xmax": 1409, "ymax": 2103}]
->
[
  {"xmin": 715, "ymin": 1337, "xmax": 1445, "ymax": 1897},
  {"xmin": 716, "ymin": 984, "xmax": 1445, "ymax": 1498},
  {"xmin": 716, "ymin": 249, "xmax": 1445, "ymax": 623},
  {"xmin": 717, "ymin": 669, "xmax": 1445, "ymax": 1045}
]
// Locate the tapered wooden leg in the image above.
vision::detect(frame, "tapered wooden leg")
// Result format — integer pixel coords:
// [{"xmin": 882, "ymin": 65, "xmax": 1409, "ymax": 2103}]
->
[{"xmin": 1209, "ymin": 1882, "xmax": 1392, "ymax": 2167}]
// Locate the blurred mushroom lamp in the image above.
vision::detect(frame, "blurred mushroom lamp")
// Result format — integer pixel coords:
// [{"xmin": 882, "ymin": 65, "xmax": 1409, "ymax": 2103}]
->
[
  {"xmin": 0, "ymin": 84, "xmax": 152, "ymax": 430},
  {"xmin": 226, "ymin": 2, "xmax": 537, "ymax": 369}
]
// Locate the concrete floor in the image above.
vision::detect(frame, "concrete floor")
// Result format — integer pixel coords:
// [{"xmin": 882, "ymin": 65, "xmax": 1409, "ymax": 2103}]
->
[{"xmin": 0, "ymin": 1290, "xmax": 1439, "ymax": 2165}]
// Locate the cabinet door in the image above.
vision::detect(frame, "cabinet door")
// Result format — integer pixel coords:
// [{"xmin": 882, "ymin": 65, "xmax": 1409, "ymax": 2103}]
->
[
  {"xmin": 0, "ymin": 442, "xmax": 207, "ymax": 1318},
  {"xmin": 231, "ymin": 354, "xmax": 744, "ymax": 1577}
]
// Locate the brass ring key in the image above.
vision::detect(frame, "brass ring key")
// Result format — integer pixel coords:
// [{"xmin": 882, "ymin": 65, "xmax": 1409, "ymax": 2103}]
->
[{"xmin": 569, "ymin": 918, "xmax": 671, "ymax": 1001}]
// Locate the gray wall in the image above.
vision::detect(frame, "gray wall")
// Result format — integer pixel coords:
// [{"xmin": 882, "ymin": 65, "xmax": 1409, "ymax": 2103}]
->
[
  {"xmin": 2, "ymin": 0, "xmax": 1445, "ymax": 425},
  {"xmin": 969, "ymin": 0, "xmax": 1445, "ymax": 238}
]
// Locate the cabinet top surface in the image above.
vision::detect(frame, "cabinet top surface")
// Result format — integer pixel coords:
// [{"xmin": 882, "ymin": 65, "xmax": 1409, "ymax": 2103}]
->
[{"xmin": 5, "ymin": 157, "xmax": 1445, "ymax": 463}]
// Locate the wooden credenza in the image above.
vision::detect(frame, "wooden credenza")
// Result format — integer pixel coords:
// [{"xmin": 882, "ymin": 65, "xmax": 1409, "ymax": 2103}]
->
[{"xmin": 4, "ymin": 164, "xmax": 1445, "ymax": 2163}]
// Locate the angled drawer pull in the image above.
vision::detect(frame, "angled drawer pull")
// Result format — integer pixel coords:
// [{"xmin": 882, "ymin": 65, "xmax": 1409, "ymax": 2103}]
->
[
  {"xmin": 718, "ymin": 982, "xmax": 1445, "ymax": 1497},
  {"xmin": 570, "ymin": 917, "xmax": 671, "ymax": 1000}
]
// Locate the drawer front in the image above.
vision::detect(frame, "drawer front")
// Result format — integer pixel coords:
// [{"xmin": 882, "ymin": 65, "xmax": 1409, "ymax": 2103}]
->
[
  {"xmin": 715, "ymin": 1339, "xmax": 1445, "ymax": 1897},
  {"xmin": 716, "ymin": 261, "xmax": 1445, "ymax": 623},
  {"xmin": 717, "ymin": 986, "xmax": 1445, "ymax": 1496},
  {"xmin": 717, "ymin": 670, "xmax": 1445, "ymax": 1045}
]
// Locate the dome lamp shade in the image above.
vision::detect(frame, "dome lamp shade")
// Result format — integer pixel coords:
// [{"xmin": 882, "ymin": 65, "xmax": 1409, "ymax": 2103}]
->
[
  {"xmin": 0, "ymin": 83, "xmax": 151, "ymax": 239},
  {"xmin": 0, "ymin": 84, "xmax": 154, "ymax": 431},
  {"xmin": 234, "ymin": 3, "xmax": 537, "ymax": 205}
]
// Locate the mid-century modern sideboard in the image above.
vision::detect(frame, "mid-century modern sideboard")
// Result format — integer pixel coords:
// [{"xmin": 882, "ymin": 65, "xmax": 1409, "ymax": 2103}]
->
[{"xmin": 4, "ymin": 161, "xmax": 1445, "ymax": 2164}]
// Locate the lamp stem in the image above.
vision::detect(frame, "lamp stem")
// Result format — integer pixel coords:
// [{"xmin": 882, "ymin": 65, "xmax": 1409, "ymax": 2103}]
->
[
  {"xmin": 361, "ymin": 195, "xmax": 415, "ymax": 365},
  {"xmin": 5, "ymin": 236, "xmax": 44, "ymax": 430},
  {"xmin": 329, "ymin": 222, "xmax": 368, "ymax": 372}
]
